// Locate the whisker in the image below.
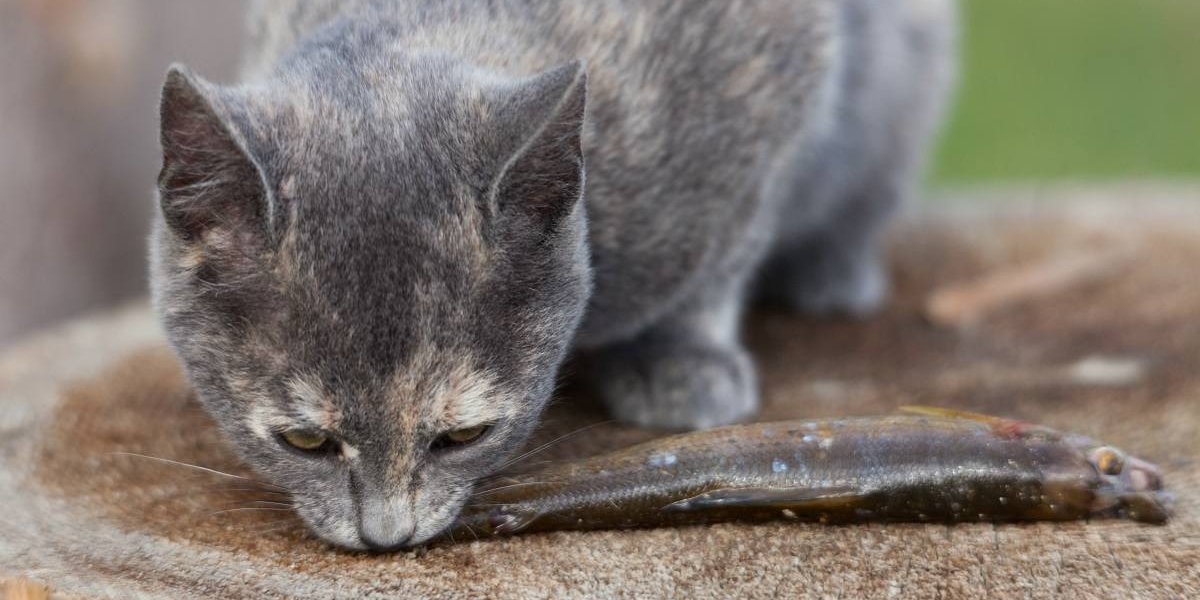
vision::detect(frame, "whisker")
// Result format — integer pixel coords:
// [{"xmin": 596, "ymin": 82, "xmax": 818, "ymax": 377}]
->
[
  {"xmin": 237, "ymin": 511, "xmax": 307, "ymax": 527},
  {"xmin": 462, "ymin": 521, "xmax": 480, "ymax": 542},
  {"xmin": 212, "ymin": 500, "xmax": 295, "ymax": 510},
  {"xmin": 495, "ymin": 420, "xmax": 613, "ymax": 472},
  {"xmin": 154, "ymin": 485, "xmax": 291, "ymax": 501},
  {"xmin": 241, "ymin": 520, "xmax": 306, "ymax": 536},
  {"xmin": 496, "ymin": 458, "xmax": 557, "ymax": 473},
  {"xmin": 213, "ymin": 487, "xmax": 291, "ymax": 496},
  {"xmin": 141, "ymin": 488, "xmax": 292, "ymax": 512},
  {"xmin": 471, "ymin": 481, "xmax": 548, "ymax": 497},
  {"xmin": 110, "ymin": 452, "xmax": 289, "ymax": 492},
  {"xmin": 210, "ymin": 507, "xmax": 296, "ymax": 516}
]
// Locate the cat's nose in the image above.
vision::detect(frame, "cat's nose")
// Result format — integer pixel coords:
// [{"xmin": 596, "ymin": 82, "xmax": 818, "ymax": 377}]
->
[
  {"xmin": 361, "ymin": 532, "xmax": 413, "ymax": 553},
  {"xmin": 359, "ymin": 496, "xmax": 416, "ymax": 552},
  {"xmin": 360, "ymin": 520, "xmax": 415, "ymax": 552}
]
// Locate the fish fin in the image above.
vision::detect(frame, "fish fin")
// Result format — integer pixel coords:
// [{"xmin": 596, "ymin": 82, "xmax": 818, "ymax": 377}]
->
[
  {"xmin": 902, "ymin": 403, "xmax": 1032, "ymax": 436},
  {"xmin": 663, "ymin": 486, "xmax": 863, "ymax": 512},
  {"xmin": 489, "ymin": 507, "xmax": 541, "ymax": 535},
  {"xmin": 898, "ymin": 405, "xmax": 1010, "ymax": 423}
]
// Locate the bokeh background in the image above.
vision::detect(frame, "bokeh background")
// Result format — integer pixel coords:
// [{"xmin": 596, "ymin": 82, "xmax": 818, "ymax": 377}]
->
[
  {"xmin": 936, "ymin": 0, "xmax": 1200, "ymax": 181},
  {"xmin": 1, "ymin": 0, "xmax": 1197, "ymax": 345}
]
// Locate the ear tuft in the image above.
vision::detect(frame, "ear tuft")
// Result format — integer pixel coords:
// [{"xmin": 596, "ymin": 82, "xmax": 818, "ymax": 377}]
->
[{"xmin": 489, "ymin": 61, "xmax": 588, "ymax": 230}]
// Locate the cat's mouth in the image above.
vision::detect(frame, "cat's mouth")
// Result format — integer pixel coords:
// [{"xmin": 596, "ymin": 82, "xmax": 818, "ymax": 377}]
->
[{"xmin": 292, "ymin": 488, "xmax": 476, "ymax": 552}]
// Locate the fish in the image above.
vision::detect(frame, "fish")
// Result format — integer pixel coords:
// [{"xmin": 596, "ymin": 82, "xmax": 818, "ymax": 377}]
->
[{"xmin": 447, "ymin": 407, "xmax": 1170, "ymax": 540}]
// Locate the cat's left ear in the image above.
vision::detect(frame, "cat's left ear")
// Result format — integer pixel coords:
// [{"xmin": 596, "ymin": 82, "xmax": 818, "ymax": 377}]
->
[{"xmin": 487, "ymin": 61, "xmax": 588, "ymax": 231}]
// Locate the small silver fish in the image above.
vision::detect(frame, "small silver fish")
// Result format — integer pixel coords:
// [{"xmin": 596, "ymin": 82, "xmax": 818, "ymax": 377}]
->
[{"xmin": 448, "ymin": 407, "xmax": 1170, "ymax": 539}]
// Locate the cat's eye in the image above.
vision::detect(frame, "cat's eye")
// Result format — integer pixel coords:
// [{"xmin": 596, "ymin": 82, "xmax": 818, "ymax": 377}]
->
[
  {"xmin": 433, "ymin": 424, "xmax": 491, "ymax": 450},
  {"xmin": 279, "ymin": 429, "xmax": 334, "ymax": 454}
]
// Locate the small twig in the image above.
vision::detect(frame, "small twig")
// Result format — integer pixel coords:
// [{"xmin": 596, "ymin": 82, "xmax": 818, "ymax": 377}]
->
[{"xmin": 924, "ymin": 247, "xmax": 1134, "ymax": 327}]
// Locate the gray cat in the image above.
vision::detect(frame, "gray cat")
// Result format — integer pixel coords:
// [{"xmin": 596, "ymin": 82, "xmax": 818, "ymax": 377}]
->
[{"xmin": 150, "ymin": 0, "xmax": 956, "ymax": 550}]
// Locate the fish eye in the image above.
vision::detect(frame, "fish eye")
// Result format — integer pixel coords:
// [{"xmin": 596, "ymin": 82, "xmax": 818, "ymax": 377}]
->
[
  {"xmin": 433, "ymin": 424, "xmax": 492, "ymax": 450},
  {"xmin": 279, "ymin": 429, "xmax": 335, "ymax": 454},
  {"xmin": 1093, "ymin": 447, "xmax": 1125, "ymax": 475}
]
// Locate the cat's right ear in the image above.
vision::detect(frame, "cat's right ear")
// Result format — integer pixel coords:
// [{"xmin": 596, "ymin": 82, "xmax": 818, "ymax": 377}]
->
[
  {"xmin": 157, "ymin": 64, "xmax": 271, "ymax": 242},
  {"xmin": 484, "ymin": 61, "xmax": 588, "ymax": 233}
]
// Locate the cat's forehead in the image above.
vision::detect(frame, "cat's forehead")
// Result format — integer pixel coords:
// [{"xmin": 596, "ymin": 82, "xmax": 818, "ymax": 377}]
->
[
  {"xmin": 249, "ymin": 91, "xmax": 431, "ymax": 189},
  {"xmin": 238, "ymin": 56, "xmax": 491, "ymax": 183},
  {"xmin": 252, "ymin": 79, "xmax": 495, "ymax": 306},
  {"xmin": 236, "ymin": 78, "xmax": 493, "ymax": 250},
  {"xmin": 260, "ymin": 208, "xmax": 497, "ymax": 396}
]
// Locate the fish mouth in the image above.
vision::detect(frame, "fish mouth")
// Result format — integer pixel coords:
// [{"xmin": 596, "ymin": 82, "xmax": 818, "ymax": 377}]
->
[
  {"xmin": 1120, "ymin": 455, "xmax": 1163, "ymax": 493},
  {"xmin": 1114, "ymin": 456, "xmax": 1172, "ymax": 524},
  {"xmin": 1089, "ymin": 448, "xmax": 1173, "ymax": 524}
]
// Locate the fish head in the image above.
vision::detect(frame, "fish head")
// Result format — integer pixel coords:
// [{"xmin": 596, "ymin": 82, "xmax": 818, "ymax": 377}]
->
[
  {"xmin": 1078, "ymin": 440, "xmax": 1172, "ymax": 524},
  {"xmin": 446, "ymin": 503, "xmax": 541, "ymax": 540},
  {"xmin": 1008, "ymin": 418, "xmax": 1172, "ymax": 524}
]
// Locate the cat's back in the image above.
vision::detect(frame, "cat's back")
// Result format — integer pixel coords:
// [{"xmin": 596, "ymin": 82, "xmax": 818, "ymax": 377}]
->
[
  {"xmin": 241, "ymin": 0, "xmax": 839, "ymax": 341},
  {"xmin": 243, "ymin": 1, "xmax": 833, "ymax": 79},
  {"xmin": 242, "ymin": 0, "xmax": 834, "ymax": 141}
]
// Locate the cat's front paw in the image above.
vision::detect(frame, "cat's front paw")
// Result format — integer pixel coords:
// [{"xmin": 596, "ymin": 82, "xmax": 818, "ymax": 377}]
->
[{"xmin": 588, "ymin": 341, "xmax": 759, "ymax": 431}]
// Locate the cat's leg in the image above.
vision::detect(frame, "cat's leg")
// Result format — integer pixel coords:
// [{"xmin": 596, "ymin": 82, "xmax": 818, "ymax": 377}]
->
[
  {"xmin": 584, "ymin": 276, "xmax": 757, "ymax": 430},
  {"xmin": 757, "ymin": 0, "xmax": 954, "ymax": 316},
  {"xmin": 756, "ymin": 181, "xmax": 898, "ymax": 317}
]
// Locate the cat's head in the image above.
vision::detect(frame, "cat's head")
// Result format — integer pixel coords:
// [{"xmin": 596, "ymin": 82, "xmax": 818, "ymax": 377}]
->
[{"xmin": 149, "ymin": 53, "xmax": 590, "ymax": 550}]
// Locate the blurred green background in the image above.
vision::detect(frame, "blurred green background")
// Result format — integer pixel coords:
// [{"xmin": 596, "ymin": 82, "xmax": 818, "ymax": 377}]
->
[{"xmin": 934, "ymin": 0, "xmax": 1200, "ymax": 182}]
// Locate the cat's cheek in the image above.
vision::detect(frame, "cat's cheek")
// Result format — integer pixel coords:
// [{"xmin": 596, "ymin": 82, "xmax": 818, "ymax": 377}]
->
[
  {"xmin": 294, "ymin": 502, "xmax": 367, "ymax": 551},
  {"xmin": 410, "ymin": 486, "xmax": 472, "ymax": 545}
]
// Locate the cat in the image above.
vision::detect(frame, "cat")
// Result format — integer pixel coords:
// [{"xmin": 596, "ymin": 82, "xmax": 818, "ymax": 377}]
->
[{"xmin": 150, "ymin": 0, "xmax": 956, "ymax": 551}]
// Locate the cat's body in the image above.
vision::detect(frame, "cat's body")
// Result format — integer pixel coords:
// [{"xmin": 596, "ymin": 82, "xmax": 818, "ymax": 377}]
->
[{"xmin": 150, "ymin": 0, "xmax": 955, "ymax": 550}]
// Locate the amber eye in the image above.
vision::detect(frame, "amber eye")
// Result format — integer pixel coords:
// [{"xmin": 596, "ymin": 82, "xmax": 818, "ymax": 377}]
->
[
  {"xmin": 279, "ymin": 430, "xmax": 333, "ymax": 453},
  {"xmin": 433, "ymin": 424, "xmax": 491, "ymax": 450},
  {"xmin": 1093, "ymin": 447, "xmax": 1125, "ymax": 475}
]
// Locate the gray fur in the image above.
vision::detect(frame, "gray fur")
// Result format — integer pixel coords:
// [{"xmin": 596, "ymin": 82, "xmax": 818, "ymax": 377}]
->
[{"xmin": 150, "ymin": 0, "xmax": 956, "ymax": 550}]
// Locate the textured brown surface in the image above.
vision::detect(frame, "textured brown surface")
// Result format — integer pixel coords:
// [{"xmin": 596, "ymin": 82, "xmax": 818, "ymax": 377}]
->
[{"xmin": 2, "ymin": 190, "xmax": 1199, "ymax": 599}]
